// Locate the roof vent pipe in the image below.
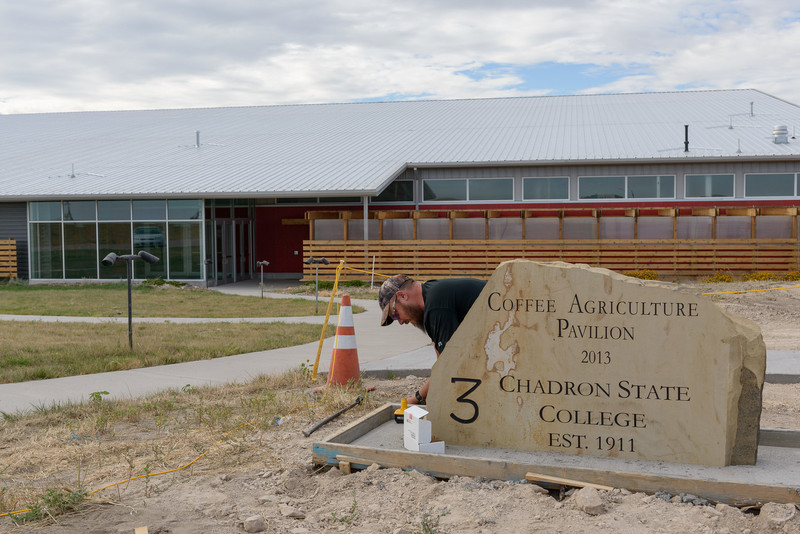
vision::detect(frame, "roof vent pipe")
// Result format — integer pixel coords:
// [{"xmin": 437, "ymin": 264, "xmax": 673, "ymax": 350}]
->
[
  {"xmin": 684, "ymin": 124, "xmax": 689, "ymax": 152},
  {"xmin": 195, "ymin": 130, "xmax": 200, "ymax": 148},
  {"xmin": 773, "ymin": 125, "xmax": 789, "ymax": 144}
]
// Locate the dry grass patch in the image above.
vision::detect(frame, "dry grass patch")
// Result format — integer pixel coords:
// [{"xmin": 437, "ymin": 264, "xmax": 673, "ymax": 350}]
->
[
  {"xmin": 0, "ymin": 283, "xmax": 363, "ymax": 317},
  {"xmin": 0, "ymin": 370, "xmax": 385, "ymax": 525},
  {"xmin": 0, "ymin": 321, "xmax": 334, "ymax": 383}
]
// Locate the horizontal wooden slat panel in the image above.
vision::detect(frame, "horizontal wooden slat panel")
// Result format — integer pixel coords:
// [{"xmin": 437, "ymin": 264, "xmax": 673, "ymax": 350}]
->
[
  {"xmin": 302, "ymin": 238, "xmax": 800, "ymax": 280},
  {"xmin": 0, "ymin": 239, "xmax": 18, "ymax": 278}
]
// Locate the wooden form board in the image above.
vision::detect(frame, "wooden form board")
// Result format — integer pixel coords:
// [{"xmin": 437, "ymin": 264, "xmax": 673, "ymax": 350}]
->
[{"xmin": 312, "ymin": 404, "xmax": 800, "ymax": 507}]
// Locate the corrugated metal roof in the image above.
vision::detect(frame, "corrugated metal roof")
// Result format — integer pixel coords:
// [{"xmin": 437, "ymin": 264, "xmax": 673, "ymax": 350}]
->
[{"xmin": 1, "ymin": 89, "xmax": 799, "ymax": 200}]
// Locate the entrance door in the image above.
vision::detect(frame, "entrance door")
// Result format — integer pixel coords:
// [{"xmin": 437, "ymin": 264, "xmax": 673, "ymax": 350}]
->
[
  {"xmin": 235, "ymin": 220, "xmax": 251, "ymax": 280},
  {"xmin": 212, "ymin": 220, "xmax": 252, "ymax": 285},
  {"xmin": 215, "ymin": 221, "xmax": 233, "ymax": 283}
]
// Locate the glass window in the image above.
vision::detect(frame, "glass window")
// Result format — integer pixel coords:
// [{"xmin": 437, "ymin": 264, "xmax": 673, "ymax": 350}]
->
[
  {"xmin": 319, "ymin": 197, "xmax": 360, "ymax": 203},
  {"xmin": 375, "ymin": 181, "xmax": 414, "ymax": 202},
  {"xmin": 579, "ymin": 177, "xmax": 625, "ymax": 199},
  {"xmin": 685, "ymin": 174, "xmax": 734, "ymax": 198},
  {"xmin": 133, "ymin": 199, "xmax": 166, "ymax": 220},
  {"xmin": 98, "ymin": 200, "xmax": 131, "ymax": 221},
  {"xmin": 423, "ymin": 179, "xmax": 467, "ymax": 201},
  {"xmin": 469, "ymin": 178, "xmax": 513, "ymax": 201},
  {"xmin": 99, "ymin": 222, "xmax": 132, "ymax": 279},
  {"xmin": 63, "ymin": 201, "xmax": 95, "ymax": 221},
  {"xmin": 30, "ymin": 223, "xmax": 63, "ymax": 278},
  {"xmin": 64, "ymin": 222, "xmax": 98, "ymax": 278},
  {"xmin": 627, "ymin": 176, "xmax": 675, "ymax": 199},
  {"xmin": 523, "ymin": 177, "xmax": 569, "ymax": 200},
  {"xmin": 233, "ymin": 199, "xmax": 250, "ymax": 218},
  {"xmin": 168, "ymin": 199, "xmax": 202, "ymax": 220},
  {"xmin": 745, "ymin": 173, "xmax": 795, "ymax": 197},
  {"xmin": 133, "ymin": 222, "xmax": 166, "ymax": 278},
  {"xmin": 276, "ymin": 197, "xmax": 316, "ymax": 204},
  {"xmin": 168, "ymin": 222, "xmax": 202, "ymax": 279},
  {"xmin": 29, "ymin": 201, "xmax": 62, "ymax": 221}
]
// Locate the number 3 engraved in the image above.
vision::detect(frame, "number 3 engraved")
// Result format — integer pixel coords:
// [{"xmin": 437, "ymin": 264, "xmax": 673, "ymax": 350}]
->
[{"xmin": 450, "ymin": 377, "xmax": 482, "ymax": 424}]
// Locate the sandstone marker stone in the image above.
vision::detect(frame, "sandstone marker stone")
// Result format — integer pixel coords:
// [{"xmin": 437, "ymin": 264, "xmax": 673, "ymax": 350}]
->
[{"xmin": 426, "ymin": 260, "xmax": 765, "ymax": 466}]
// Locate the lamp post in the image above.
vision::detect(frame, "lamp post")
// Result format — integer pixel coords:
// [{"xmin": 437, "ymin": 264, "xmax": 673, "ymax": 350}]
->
[
  {"xmin": 101, "ymin": 250, "xmax": 160, "ymax": 349},
  {"xmin": 256, "ymin": 260, "xmax": 270, "ymax": 298},
  {"xmin": 304, "ymin": 257, "xmax": 329, "ymax": 313}
]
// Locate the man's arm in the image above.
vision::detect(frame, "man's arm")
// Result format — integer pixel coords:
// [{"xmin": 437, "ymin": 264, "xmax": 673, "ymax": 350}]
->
[{"xmin": 405, "ymin": 347, "xmax": 439, "ymax": 405}]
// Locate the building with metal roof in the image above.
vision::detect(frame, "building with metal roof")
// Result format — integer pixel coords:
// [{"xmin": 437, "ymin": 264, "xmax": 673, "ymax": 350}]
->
[{"xmin": 1, "ymin": 89, "xmax": 799, "ymax": 282}]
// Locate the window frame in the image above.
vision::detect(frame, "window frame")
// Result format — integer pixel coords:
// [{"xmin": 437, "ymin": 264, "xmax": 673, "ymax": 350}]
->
[
  {"xmin": 522, "ymin": 176, "xmax": 570, "ymax": 201},
  {"xmin": 577, "ymin": 175, "xmax": 677, "ymax": 201},
  {"xmin": 684, "ymin": 174, "xmax": 735, "ymax": 199},
  {"xmin": 421, "ymin": 177, "xmax": 515, "ymax": 203},
  {"xmin": 744, "ymin": 173, "xmax": 797, "ymax": 198}
]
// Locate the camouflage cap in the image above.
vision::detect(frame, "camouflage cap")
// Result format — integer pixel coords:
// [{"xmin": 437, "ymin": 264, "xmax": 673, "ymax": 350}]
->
[{"xmin": 379, "ymin": 274, "xmax": 412, "ymax": 326}]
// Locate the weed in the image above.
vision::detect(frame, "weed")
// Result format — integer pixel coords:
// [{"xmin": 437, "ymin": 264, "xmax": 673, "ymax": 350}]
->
[
  {"xmin": 13, "ymin": 488, "xmax": 86, "ymax": 524},
  {"xmin": 622, "ymin": 269, "xmax": 658, "ymax": 280},
  {"xmin": 299, "ymin": 358, "xmax": 313, "ymax": 379},
  {"xmin": 419, "ymin": 507, "xmax": 450, "ymax": 534},
  {"xmin": 782, "ymin": 270, "xmax": 800, "ymax": 281},
  {"xmin": 703, "ymin": 271, "xmax": 734, "ymax": 283},
  {"xmin": 142, "ymin": 278, "xmax": 187, "ymax": 288},
  {"xmin": 0, "ymin": 487, "xmax": 19, "ymax": 514},
  {"xmin": 88, "ymin": 390, "xmax": 109, "ymax": 403},
  {"xmin": 744, "ymin": 271, "xmax": 780, "ymax": 282},
  {"xmin": 331, "ymin": 490, "xmax": 359, "ymax": 524}
]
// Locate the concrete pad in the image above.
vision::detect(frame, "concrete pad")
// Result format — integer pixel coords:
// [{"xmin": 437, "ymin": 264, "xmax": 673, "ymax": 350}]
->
[{"xmin": 314, "ymin": 404, "xmax": 800, "ymax": 506}]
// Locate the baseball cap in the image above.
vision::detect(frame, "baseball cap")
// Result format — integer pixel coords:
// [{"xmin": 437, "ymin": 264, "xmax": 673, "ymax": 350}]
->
[{"xmin": 379, "ymin": 274, "xmax": 412, "ymax": 326}]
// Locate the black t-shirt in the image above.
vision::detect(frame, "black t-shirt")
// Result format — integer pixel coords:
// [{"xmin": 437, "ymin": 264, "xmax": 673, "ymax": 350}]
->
[{"xmin": 421, "ymin": 278, "xmax": 486, "ymax": 355}]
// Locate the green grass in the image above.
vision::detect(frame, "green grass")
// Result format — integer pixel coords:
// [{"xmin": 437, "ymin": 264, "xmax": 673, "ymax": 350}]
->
[
  {"xmin": 0, "ymin": 283, "xmax": 363, "ymax": 317},
  {"xmin": 0, "ymin": 321, "xmax": 335, "ymax": 383}
]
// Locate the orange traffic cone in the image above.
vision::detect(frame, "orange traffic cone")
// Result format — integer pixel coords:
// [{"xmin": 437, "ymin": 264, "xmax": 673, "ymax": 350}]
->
[{"xmin": 327, "ymin": 294, "xmax": 361, "ymax": 387}]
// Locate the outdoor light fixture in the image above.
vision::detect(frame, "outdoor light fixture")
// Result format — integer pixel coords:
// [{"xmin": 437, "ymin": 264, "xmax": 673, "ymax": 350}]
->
[
  {"xmin": 203, "ymin": 258, "xmax": 213, "ymax": 289},
  {"xmin": 304, "ymin": 256, "xmax": 329, "ymax": 313},
  {"xmin": 256, "ymin": 260, "xmax": 270, "ymax": 298},
  {"xmin": 101, "ymin": 250, "xmax": 160, "ymax": 349}
]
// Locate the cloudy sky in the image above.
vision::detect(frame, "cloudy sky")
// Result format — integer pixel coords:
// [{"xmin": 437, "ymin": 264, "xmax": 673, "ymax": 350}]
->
[{"xmin": 1, "ymin": 0, "xmax": 799, "ymax": 114}]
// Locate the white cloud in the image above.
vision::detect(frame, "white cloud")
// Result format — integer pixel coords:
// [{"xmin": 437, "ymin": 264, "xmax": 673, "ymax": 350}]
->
[{"xmin": 1, "ymin": 0, "xmax": 800, "ymax": 113}]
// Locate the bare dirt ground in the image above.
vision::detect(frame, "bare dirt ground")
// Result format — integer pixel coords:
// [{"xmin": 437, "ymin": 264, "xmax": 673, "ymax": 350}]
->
[{"xmin": 4, "ymin": 280, "xmax": 800, "ymax": 534}]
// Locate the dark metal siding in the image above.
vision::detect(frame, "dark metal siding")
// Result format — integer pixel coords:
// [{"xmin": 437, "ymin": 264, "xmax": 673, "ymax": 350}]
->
[{"xmin": 0, "ymin": 202, "xmax": 28, "ymax": 279}]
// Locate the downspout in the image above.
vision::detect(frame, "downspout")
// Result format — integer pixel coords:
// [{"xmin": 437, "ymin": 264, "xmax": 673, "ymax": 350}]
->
[{"xmin": 363, "ymin": 195, "xmax": 369, "ymax": 240}]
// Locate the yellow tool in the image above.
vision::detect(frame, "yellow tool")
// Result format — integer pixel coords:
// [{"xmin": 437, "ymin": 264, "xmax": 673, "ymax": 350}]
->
[{"xmin": 394, "ymin": 397, "xmax": 407, "ymax": 423}]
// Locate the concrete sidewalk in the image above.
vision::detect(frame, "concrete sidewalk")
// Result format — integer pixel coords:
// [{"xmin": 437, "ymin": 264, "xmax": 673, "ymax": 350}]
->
[
  {"xmin": 0, "ymin": 281, "xmax": 434, "ymax": 415},
  {"xmin": 0, "ymin": 279, "xmax": 796, "ymax": 415}
]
